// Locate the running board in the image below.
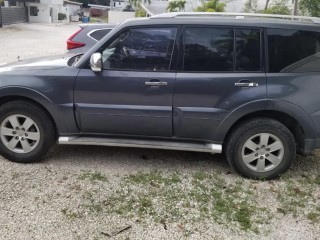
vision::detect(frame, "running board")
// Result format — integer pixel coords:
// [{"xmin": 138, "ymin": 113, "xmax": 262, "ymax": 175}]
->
[{"xmin": 58, "ymin": 137, "xmax": 222, "ymax": 154}]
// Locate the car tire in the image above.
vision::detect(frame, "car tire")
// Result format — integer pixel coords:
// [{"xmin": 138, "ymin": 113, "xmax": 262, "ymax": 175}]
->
[
  {"xmin": 226, "ymin": 118, "xmax": 296, "ymax": 180},
  {"xmin": 0, "ymin": 101, "xmax": 55, "ymax": 163}
]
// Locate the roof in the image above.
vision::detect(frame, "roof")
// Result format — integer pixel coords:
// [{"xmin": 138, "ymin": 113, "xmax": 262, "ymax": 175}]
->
[
  {"xmin": 118, "ymin": 13, "xmax": 320, "ymax": 32},
  {"xmin": 64, "ymin": 0, "xmax": 82, "ymax": 6},
  {"xmin": 151, "ymin": 12, "xmax": 320, "ymax": 24}
]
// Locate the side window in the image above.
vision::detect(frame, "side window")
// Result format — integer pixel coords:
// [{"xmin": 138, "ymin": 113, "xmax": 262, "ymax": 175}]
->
[
  {"xmin": 102, "ymin": 28, "xmax": 177, "ymax": 71},
  {"xmin": 268, "ymin": 29, "xmax": 320, "ymax": 73},
  {"xmin": 236, "ymin": 29, "xmax": 261, "ymax": 71},
  {"xmin": 183, "ymin": 27, "xmax": 234, "ymax": 71},
  {"xmin": 89, "ymin": 29, "xmax": 112, "ymax": 41}
]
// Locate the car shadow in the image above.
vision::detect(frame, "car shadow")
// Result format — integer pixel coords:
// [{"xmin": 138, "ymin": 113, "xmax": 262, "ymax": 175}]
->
[{"xmin": 45, "ymin": 144, "xmax": 231, "ymax": 175}]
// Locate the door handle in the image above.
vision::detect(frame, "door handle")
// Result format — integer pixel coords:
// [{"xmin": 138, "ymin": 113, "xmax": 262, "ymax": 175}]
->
[
  {"xmin": 235, "ymin": 81, "xmax": 259, "ymax": 87},
  {"xmin": 145, "ymin": 80, "xmax": 168, "ymax": 86}
]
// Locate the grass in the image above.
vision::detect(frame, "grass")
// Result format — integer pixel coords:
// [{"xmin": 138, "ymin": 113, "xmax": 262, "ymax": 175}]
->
[
  {"xmin": 61, "ymin": 208, "xmax": 81, "ymax": 219},
  {"xmin": 125, "ymin": 171, "xmax": 181, "ymax": 185},
  {"xmin": 307, "ymin": 208, "xmax": 320, "ymax": 223},
  {"xmin": 277, "ymin": 176, "xmax": 319, "ymax": 219},
  {"xmin": 101, "ymin": 171, "xmax": 269, "ymax": 232},
  {"xmin": 89, "ymin": 18, "xmax": 98, "ymax": 23},
  {"xmin": 78, "ymin": 171, "xmax": 107, "ymax": 182},
  {"xmin": 61, "ymin": 170, "xmax": 319, "ymax": 235}
]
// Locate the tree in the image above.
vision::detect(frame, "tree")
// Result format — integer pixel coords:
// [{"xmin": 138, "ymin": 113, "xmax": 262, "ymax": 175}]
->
[
  {"xmin": 245, "ymin": 0, "xmax": 292, "ymax": 15},
  {"xmin": 167, "ymin": 0, "xmax": 186, "ymax": 12},
  {"xmin": 264, "ymin": 0, "xmax": 270, "ymax": 10},
  {"xmin": 264, "ymin": 0, "xmax": 291, "ymax": 15},
  {"xmin": 300, "ymin": 0, "xmax": 320, "ymax": 17},
  {"xmin": 194, "ymin": 0, "xmax": 225, "ymax": 12},
  {"xmin": 244, "ymin": 0, "xmax": 258, "ymax": 13},
  {"xmin": 293, "ymin": 0, "xmax": 298, "ymax": 15}
]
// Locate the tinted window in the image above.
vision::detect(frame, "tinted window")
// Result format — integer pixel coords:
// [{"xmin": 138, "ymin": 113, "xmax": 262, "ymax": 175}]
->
[
  {"xmin": 183, "ymin": 27, "xmax": 234, "ymax": 72},
  {"xmin": 90, "ymin": 29, "xmax": 112, "ymax": 41},
  {"xmin": 268, "ymin": 29, "xmax": 320, "ymax": 73},
  {"xmin": 102, "ymin": 28, "xmax": 177, "ymax": 71},
  {"xmin": 236, "ymin": 29, "xmax": 261, "ymax": 71}
]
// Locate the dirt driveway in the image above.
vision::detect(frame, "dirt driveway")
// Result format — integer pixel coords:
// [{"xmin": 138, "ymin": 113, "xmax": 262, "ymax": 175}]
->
[
  {"xmin": 0, "ymin": 23, "xmax": 78, "ymax": 64},
  {"xmin": 0, "ymin": 23, "xmax": 319, "ymax": 240}
]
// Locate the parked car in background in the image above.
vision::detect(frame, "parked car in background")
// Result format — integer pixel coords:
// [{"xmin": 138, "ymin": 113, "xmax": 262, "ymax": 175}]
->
[
  {"xmin": 1, "ymin": 12, "xmax": 320, "ymax": 180},
  {"xmin": 67, "ymin": 23, "xmax": 116, "ymax": 53}
]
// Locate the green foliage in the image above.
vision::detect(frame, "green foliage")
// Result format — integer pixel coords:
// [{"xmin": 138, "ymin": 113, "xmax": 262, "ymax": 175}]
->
[
  {"xmin": 244, "ymin": 0, "xmax": 258, "ymax": 12},
  {"xmin": 135, "ymin": 5, "xmax": 147, "ymax": 17},
  {"xmin": 78, "ymin": 171, "xmax": 108, "ymax": 182},
  {"xmin": 167, "ymin": 0, "xmax": 186, "ymax": 12},
  {"xmin": 194, "ymin": 0, "xmax": 225, "ymax": 12},
  {"xmin": 264, "ymin": 0, "xmax": 291, "ymax": 15},
  {"xmin": 300, "ymin": 0, "xmax": 320, "ymax": 17},
  {"xmin": 245, "ymin": 0, "xmax": 291, "ymax": 15}
]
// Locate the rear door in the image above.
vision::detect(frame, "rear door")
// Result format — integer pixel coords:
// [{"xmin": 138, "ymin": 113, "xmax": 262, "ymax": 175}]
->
[{"xmin": 173, "ymin": 26, "xmax": 267, "ymax": 141}]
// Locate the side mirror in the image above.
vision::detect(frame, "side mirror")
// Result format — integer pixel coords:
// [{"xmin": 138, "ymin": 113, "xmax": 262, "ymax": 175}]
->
[{"xmin": 90, "ymin": 53, "xmax": 102, "ymax": 72}]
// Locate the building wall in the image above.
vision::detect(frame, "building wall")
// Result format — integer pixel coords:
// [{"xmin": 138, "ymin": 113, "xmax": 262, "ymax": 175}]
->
[
  {"xmin": 66, "ymin": 4, "xmax": 80, "ymax": 16},
  {"xmin": 27, "ymin": 3, "xmax": 52, "ymax": 23},
  {"xmin": 41, "ymin": 0, "xmax": 63, "ymax": 5},
  {"xmin": 0, "ymin": 7, "xmax": 28, "ymax": 25},
  {"xmin": 108, "ymin": 11, "xmax": 135, "ymax": 24},
  {"xmin": 26, "ymin": 2, "xmax": 70, "ymax": 23}
]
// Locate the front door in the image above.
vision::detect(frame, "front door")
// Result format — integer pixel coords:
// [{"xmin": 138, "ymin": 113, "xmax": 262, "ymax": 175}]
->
[{"xmin": 74, "ymin": 27, "xmax": 178, "ymax": 137}]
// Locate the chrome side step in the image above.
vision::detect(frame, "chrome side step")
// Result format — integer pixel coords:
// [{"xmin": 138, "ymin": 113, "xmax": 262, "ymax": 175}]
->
[{"xmin": 58, "ymin": 136, "xmax": 222, "ymax": 154}]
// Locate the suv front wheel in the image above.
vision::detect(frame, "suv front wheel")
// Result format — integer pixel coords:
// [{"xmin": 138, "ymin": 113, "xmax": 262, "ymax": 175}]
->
[
  {"xmin": 226, "ymin": 118, "xmax": 296, "ymax": 179},
  {"xmin": 0, "ymin": 101, "xmax": 55, "ymax": 163}
]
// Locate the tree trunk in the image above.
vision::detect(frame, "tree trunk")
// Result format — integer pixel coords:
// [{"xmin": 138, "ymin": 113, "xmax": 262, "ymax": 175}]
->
[
  {"xmin": 264, "ymin": 0, "xmax": 270, "ymax": 11},
  {"xmin": 293, "ymin": 0, "xmax": 299, "ymax": 15}
]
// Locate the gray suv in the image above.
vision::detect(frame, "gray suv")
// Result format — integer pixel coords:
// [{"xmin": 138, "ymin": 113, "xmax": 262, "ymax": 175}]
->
[{"xmin": 0, "ymin": 12, "xmax": 320, "ymax": 179}]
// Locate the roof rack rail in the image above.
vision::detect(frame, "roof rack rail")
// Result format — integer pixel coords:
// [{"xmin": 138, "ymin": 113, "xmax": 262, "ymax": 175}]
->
[{"xmin": 150, "ymin": 12, "xmax": 320, "ymax": 24}]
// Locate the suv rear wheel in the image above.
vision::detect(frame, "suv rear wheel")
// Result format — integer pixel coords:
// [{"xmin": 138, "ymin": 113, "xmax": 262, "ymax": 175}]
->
[
  {"xmin": 226, "ymin": 118, "xmax": 296, "ymax": 179},
  {"xmin": 0, "ymin": 101, "xmax": 55, "ymax": 163}
]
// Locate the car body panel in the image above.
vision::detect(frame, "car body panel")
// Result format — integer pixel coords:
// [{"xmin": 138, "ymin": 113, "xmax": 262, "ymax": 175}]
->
[
  {"xmin": 0, "ymin": 16, "xmax": 319, "ymax": 155},
  {"xmin": 266, "ymin": 73, "xmax": 320, "ymax": 139},
  {"xmin": 0, "ymin": 54, "xmax": 81, "ymax": 134},
  {"xmin": 173, "ymin": 73, "xmax": 267, "ymax": 141},
  {"xmin": 74, "ymin": 69, "xmax": 175, "ymax": 137}
]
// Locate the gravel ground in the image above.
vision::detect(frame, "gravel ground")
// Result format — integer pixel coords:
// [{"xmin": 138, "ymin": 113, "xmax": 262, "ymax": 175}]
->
[{"xmin": 0, "ymin": 23, "xmax": 320, "ymax": 240}]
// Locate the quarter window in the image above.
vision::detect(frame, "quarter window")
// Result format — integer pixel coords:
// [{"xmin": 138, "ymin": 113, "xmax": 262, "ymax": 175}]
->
[
  {"xmin": 89, "ymin": 29, "xmax": 112, "ymax": 41},
  {"xmin": 183, "ymin": 27, "xmax": 234, "ymax": 72},
  {"xmin": 268, "ymin": 29, "xmax": 320, "ymax": 73},
  {"xmin": 102, "ymin": 28, "xmax": 177, "ymax": 71}
]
